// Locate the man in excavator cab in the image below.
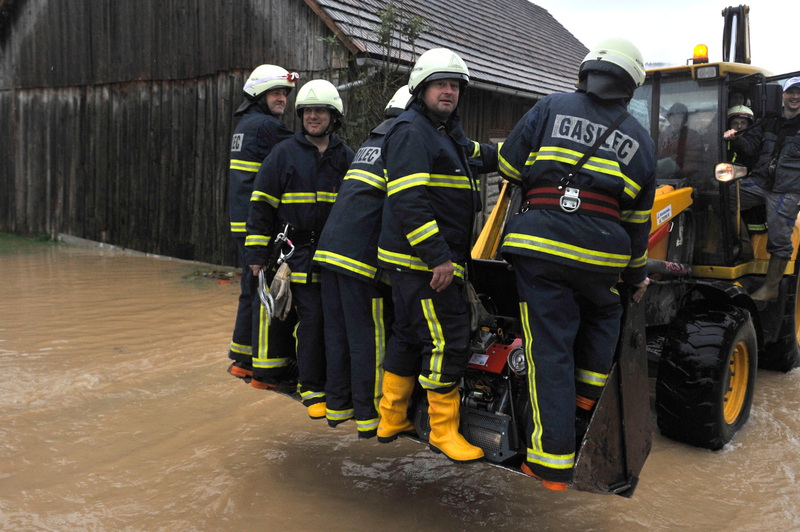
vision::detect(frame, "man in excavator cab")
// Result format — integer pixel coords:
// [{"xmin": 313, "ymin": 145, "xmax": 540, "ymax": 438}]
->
[{"xmin": 725, "ymin": 77, "xmax": 800, "ymax": 300}]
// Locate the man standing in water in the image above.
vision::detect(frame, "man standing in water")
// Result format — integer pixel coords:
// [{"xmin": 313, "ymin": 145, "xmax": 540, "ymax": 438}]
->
[
  {"xmin": 246, "ymin": 79, "xmax": 354, "ymax": 419},
  {"xmin": 226, "ymin": 65, "xmax": 297, "ymax": 382}
]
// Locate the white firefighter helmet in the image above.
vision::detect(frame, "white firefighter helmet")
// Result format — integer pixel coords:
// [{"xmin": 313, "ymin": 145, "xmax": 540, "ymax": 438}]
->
[
  {"xmin": 579, "ymin": 38, "xmax": 646, "ymax": 90},
  {"xmin": 385, "ymin": 86, "xmax": 413, "ymax": 117},
  {"xmin": 408, "ymin": 48, "xmax": 470, "ymax": 96},
  {"xmin": 295, "ymin": 79, "xmax": 344, "ymax": 117},
  {"xmin": 727, "ymin": 105, "xmax": 754, "ymax": 123},
  {"xmin": 243, "ymin": 65, "xmax": 299, "ymax": 98},
  {"xmin": 295, "ymin": 79, "xmax": 344, "ymax": 134}
]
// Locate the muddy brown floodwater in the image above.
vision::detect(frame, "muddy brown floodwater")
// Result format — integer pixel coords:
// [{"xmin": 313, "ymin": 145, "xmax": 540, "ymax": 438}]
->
[{"xmin": 2, "ymin": 234, "xmax": 800, "ymax": 532}]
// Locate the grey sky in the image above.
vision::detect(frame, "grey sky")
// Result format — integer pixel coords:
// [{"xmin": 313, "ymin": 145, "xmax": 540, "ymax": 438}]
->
[{"xmin": 533, "ymin": 0, "xmax": 797, "ymax": 75}]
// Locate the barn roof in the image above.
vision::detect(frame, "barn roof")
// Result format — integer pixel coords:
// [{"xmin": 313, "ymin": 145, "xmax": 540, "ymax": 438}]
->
[{"xmin": 303, "ymin": 0, "xmax": 589, "ymax": 98}]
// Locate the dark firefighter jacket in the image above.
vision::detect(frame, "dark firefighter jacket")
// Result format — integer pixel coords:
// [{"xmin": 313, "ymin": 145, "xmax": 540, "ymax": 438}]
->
[
  {"xmin": 727, "ymin": 141, "xmax": 758, "ymax": 172},
  {"xmin": 313, "ymin": 119, "xmax": 393, "ymax": 285},
  {"xmin": 229, "ymin": 104, "xmax": 294, "ymax": 236},
  {"xmin": 245, "ymin": 131, "xmax": 354, "ymax": 283},
  {"xmin": 498, "ymin": 91, "xmax": 656, "ymax": 284},
  {"xmin": 316, "ymin": 115, "xmax": 498, "ymax": 285},
  {"xmin": 377, "ymin": 101, "xmax": 498, "ymax": 281},
  {"xmin": 732, "ymin": 115, "xmax": 800, "ymax": 193}
]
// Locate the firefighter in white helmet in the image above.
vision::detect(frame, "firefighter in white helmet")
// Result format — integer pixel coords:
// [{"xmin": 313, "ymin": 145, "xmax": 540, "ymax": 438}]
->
[
  {"xmin": 725, "ymin": 105, "xmax": 765, "ymax": 239},
  {"xmin": 497, "ymin": 38, "xmax": 656, "ymax": 490},
  {"xmin": 726, "ymin": 105, "xmax": 755, "ymax": 167},
  {"xmin": 227, "ymin": 65, "xmax": 298, "ymax": 384},
  {"xmin": 246, "ymin": 79, "xmax": 354, "ymax": 419},
  {"xmin": 312, "ymin": 86, "xmax": 413, "ymax": 437},
  {"xmin": 376, "ymin": 48, "xmax": 499, "ymax": 463}
]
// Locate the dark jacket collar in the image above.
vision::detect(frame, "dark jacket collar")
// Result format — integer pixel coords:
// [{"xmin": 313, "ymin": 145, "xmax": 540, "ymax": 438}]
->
[
  {"xmin": 294, "ymin": 130, "xmax": 342, "ymax": 152},
  {"xmin": 409, "ymin": 101, "xmax": 468, "ymax": 147}
]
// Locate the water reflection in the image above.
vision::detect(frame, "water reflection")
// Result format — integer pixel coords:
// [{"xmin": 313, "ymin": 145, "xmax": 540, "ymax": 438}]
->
[{"xmin": 1, "ymin": 235, "xmax": 800, "ymax": 531}]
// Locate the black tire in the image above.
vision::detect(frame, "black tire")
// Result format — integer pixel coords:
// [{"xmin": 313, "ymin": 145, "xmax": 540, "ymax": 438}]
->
[
  {"xmin": 760, "ymin": 272, "xmax": 800, "ymax": 372},
  {"xmin": 655, "ymin": 303, "xmax": 757, "ymax": 450}
]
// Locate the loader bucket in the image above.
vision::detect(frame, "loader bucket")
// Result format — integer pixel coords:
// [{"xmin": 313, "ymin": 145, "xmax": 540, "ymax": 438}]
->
[{"xmin": 572, "ymin": 285, "xmax": 652, "ymax": 497}]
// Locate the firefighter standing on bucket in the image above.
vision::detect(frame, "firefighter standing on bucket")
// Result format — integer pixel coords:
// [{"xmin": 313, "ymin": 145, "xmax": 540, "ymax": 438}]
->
[
  {"xmin": 226, "ymin": 65, "xmax": 298, "ymax": 383},
  {"xmin": 246, "ymin": 79, "xmax": 354, "ymax": 419},
  {"xmin": 376, "ymin": 48, "xmax": 497, "ymax": 462},
  {"xmin": 497, "ymin": 38, "xmax": 656, "ymax": 490},
  {"xmin": 312, "ymin": 87, "xmax": 412, "ymax": 438}
]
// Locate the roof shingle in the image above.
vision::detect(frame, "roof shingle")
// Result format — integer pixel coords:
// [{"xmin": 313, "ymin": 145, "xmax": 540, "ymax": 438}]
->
[{"xmin": 309, "ymin": 0, "xmax": 589, "ymax": 97}]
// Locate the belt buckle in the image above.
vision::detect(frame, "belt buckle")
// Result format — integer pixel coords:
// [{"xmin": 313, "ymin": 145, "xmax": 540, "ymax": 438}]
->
[{"xmin": 560, "ymin": 187, "xmax": 581, "ymax": 213}]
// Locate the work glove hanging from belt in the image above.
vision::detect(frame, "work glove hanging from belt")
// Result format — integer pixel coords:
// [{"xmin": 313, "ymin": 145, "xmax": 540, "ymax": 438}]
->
[
  {"xmin": 464, "ymin": 281, "xmax": 496, "ymax": 332},
  {"xmin": 269, "ymin": 262, "xmax": 293, "ymax": 321}
]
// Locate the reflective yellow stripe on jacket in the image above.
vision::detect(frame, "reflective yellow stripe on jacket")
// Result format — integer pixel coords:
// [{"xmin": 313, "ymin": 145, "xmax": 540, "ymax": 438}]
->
[
  {"xmin": 499, "ymin": 152, "xmax": 523, "ymax": 184},
  {"xmin": 502, "ymin": 233, "xmax": 630, "ymax": 268},
  {"xmin": 387, "ymin": 173, "xmax": 473, "ymax": 196},
  {"xmin": 377, "ymin": 247, "xmax": 465, "ymax": 278},
  {"xmin": 628, "ymin": 252, "xmax": 647, "ymax": 269},
  {"xmin": 245, "ymin": 235, "xmax": 272, "ymax": 247},
  {"xmin": 317, "ymin": 191, "xmax": 337, "ymax": 203},
  {"xmin": 251, "ymin": 190, "xmax": 280, "ymax": 208},
  {"xmin": 532, "ymin": 146, "xmax": 641, "ymax": 199},
  {"xmin": 290, "ymin": 271, "xmax": 321, "ymax": 284},
  {"xmin": 620, "ymin": 210, "xmax": 651, "ymax": 224},
  {"xmin": 313, "ymin": 250, "xmax": 378, "ymax": 279},
  {"xmin": 282, "ymin": 192, "xmax": 316, "ymax": 204},
  {"xmin": 345, "ymin": 169, "xmax": 386, "ymax": 192},
  {"xmin": 230, "ymin": 159, "xmax": 261, "ymax": 172},
  {"xmin": 231, "ymin": 222, "xmax": 246, "ymax": 233},
  {"xmin": 406, "ymin": 221, "xmax": 440, "ymax": 247}
]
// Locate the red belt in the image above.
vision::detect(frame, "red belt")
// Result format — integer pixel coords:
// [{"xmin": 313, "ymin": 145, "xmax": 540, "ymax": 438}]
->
[{"xmin": 522, "ymin": 185, "xmax": 620, "ymax": 223}]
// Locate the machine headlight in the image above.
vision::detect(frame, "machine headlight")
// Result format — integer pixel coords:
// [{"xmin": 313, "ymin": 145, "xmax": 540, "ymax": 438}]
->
[
  {"xmin": 715, "ymin": 163, "xmax": 748, "ymax": 182},
  {"xmin": 695, "ymin": 65, "xmax": 719, "ymax": 79}
]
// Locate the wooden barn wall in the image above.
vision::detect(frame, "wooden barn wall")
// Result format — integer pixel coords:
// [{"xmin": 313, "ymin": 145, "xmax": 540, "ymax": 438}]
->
[
  {"xmin": 0, "ymin": 70, "xmax": 344, "ymax": 266},
  {"xmin": 0, "ymin": 0, "xmax": 350, "ymax": 266},
  {"xmin": 2, "ymin": 0, "xmax": 348, "ymax": 88},
  {"xmin": 459, "ymin": 89, "xmax": 536, "ymax": 229},
  {"xmin": 0, "ymin": 0, "xmax": 543, "ymax": 264},
  {"xmin": 0, "ymin": 90, "xmax": 12, "ymax": 225}
]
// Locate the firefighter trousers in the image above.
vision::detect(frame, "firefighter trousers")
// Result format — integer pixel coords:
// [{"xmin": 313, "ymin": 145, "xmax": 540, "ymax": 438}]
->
[
  {"xmin": 291, "ymin": 281, "xmax": 327, "ymax": 406},
  {"xmin": 512, "ymin": 255, "xmax": 622, "ymax": 484},
  {"xmin": 384, "ymin": 270, "xmax": 470, "ymax": 394},
  {"xmin": 229, "ymin": 238, "xmax": 253, "ymax": 366},
  {"xmin": 320, "ymin": 268, "xmax": 394, "ymax": 436},
  {"xmin": 249, "ymin": 269, "xmax": 298, "ymax": 383}
]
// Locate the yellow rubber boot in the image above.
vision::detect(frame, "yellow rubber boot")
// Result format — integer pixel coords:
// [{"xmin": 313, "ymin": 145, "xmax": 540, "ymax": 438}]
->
[
  {"xmin": 427, "ymin": 389, "xmax": 484, "ymax": 463},
  {"xmin": 377, "ymin": 372, "xmax": 416, "ymax": 443},
  {"xmin": 307, "ymin": 402, "xmax": 326, "ymax": 420}
]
